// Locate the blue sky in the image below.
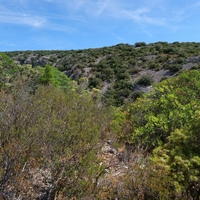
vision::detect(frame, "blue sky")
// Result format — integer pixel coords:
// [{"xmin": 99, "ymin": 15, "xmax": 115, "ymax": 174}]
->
[{"xmin": 0, "ymin": 0, "xmax": 200, "ymax": 51}]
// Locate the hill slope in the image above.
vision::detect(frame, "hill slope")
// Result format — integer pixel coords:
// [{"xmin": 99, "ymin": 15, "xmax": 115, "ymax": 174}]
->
[
  {"xmin": 1, "ymin": 42, "xmax": 200, "ymax": 199},
  {"xmin": 4, "ymin": 41, "xmax": 200, "ymax": 105}
]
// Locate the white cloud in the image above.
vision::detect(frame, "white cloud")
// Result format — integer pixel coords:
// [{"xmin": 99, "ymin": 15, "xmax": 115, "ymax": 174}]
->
[
  {"xmin": 0, "ymin": 11, "xmax": 46, "ymax": 27},
  {"xmin": 2, "ymin": 0, "xmax": 196, "ymax": 34},
  {"xmin": 111, "ymin": 33, "xmax": 124, "ymax": 41},
  {"xmin": 0, "ymin": 1, "xmax": 47, "ymax": 27},
  {"xmin": 58, "ymin": 0, "xmax": 165, "ymax": 26},
  {"xmin": 4, "ymin": 0, "xmax": 164, "ymax": 26},
  {"xmin": 106, "ymin": 5, "xmax": 166, "ymax": 26},
  {"xmin": 96, "ymin": 0, "xmax": 111, "ymax": 16}
]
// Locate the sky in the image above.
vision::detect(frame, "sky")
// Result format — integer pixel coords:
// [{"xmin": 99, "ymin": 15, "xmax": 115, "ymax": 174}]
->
[{"xmin": 0, "ymin": 0, "xmax": 200, "ymax": 51}]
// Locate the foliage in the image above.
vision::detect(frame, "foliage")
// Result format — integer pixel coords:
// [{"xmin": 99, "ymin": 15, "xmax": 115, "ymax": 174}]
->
[
  {"xmin": 131, "ymin": 90, "xmax": 144, "ymax": 101},
  {"xmin": 2, "ymin": 45, "xmax": 200, "ymax": 198},
  {"xmin": 103, "ymin": 79, "xmax": 133, "ymax": 106},
  {"xmin": 4, "ymin": 42, "xmax": 200, "ymax": 106},
  {"xmin": 0, "ymin": 53, "xmax": 15, "ymax": 67},
  {"xmin": 164, "ymin": 63, "xmax": 182, "ymax": 73},
  {"xmin": 136, "ymin": 74, "xmax": 154, "ymax": 86},
  {"xmin": 113, "ymin": 161, "xmax": 175, "ymax": 199},
  {"xmin": 88, "ymin": 77, "xmax": 102, "ymax": 88},
  {"xmin": 112, "ymin": 70, "xmax": 200, "ymax": 197},
  {"xmin": 0, "ymin": 80, "xmax": 113, "ymax": 199},
  {"xmin": 119, "ymin": 70, "xmax": 200, "ymax": 148},
  {"xmin": 152, "ymin": 114, "xmax": 200, "ymax": 198},
  {"xmin": 96, "ymin": 143, "xmax": 175, "ymax": 199},
  {"xmin": 40, "ymin": 64, "xmax": 56, "ymax": 85},
  {"xmin": 135, "ymin": 42, "xmax": 147, "ymax": 47},
  {"xmin": 0, "ymin": 53, "xmax": 19, "ymax": 88},
  {"xmin": 39, "ymin": 64, "xmax": 71, "ymax": 88},
  {"xmin": 0, "ymin": 54, "xmax": 72, "ymax": 92}
]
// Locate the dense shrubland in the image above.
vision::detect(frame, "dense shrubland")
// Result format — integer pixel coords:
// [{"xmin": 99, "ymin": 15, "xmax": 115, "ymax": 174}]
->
[
  {"xmin": 0, "ymin": 55, "xmax": 113, "ymax": 199},
  {"xmin": 1, "ymin": 42, "xmax": 200, "ymax": 199},
  {"xmin": 113, "ymin": 70, "xmax": 200, "ymax": 199},
  {"xmin": 0, "ymin": 84, "xmax": 112, "ymax": 199},
  {"xmin": 5, "ymin": 41, "xmax": 200, "ymax": 106}
]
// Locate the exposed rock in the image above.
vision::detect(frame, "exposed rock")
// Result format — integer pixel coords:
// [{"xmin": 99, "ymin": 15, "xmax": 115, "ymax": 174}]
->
[
  {"xmin": 102, "ymin": 141, "xmax": 117, "ymax": 154},
  {"xmin": 23, "ymin": 57, "xmax": 49, "ymax": 67},
  {"xmin": 186, "ymin": 56, "xmax": 200, "ymax": 63},
  {"xmin": 101, "ymin": 141, "xmax": 128, "ymax": 175},
  {"xmin": 133, "ymin": 84, "xmax": 153, "ymax": 93},
  {"xmin": 32, "ymin": 59, "xmax": 49, "ymax": 67},
  {"xmin": 30, "ymin": 168, "xmax": 55, "ymax": 200},
  {"xmin": 1, "ymin": 167, "xmax": 55, "ymax": 200},
  {"xmin": 183, "ymin": 63, "xmax": 196, "ymax": 70}
]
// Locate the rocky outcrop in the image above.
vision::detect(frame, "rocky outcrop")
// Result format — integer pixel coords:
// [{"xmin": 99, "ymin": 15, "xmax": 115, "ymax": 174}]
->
[
  {"xmin": 23, "ymin": 57, "xmax": 49, "ymax": 67},
  {"xmin": 101, "ymin": 141, "xmax": 128, "ymax": 176},
  {"xmin": 2, "ymin": 167, "xmax": 55, "ymax": 200},
  {"xmin": 186, "ymin": 56, "xmax": 200, "ymax": 63}
]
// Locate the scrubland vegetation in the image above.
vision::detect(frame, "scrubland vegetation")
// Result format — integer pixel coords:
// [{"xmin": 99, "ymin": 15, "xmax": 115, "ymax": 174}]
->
[{"xmin": 1, "ymin": 42, "xmax": 200, "ymax": 199}]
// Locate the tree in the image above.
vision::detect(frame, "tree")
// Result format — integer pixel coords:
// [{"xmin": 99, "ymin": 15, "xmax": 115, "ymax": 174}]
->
[
  {"xmin": 39, "ymin": 65, "xmax": 72, "ymax": 88},
  {"xmin": 40, "ymin": 64, "xmax": 57, "ymax": 85}
]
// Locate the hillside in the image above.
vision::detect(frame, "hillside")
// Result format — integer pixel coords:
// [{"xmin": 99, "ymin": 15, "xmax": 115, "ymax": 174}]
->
[
  {"xmin": 1, "ymin": 42, "xmax": 200, "ymax": 199},
  {"xmin": 4, "ymin": 41, "xmax": 200, "ymax": 106}
]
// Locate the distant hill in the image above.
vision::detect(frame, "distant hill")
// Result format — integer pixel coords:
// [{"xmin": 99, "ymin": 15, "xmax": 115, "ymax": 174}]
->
[{"xmin": 4, "ymin": 42, "xmax": 200, "ymax": 106}]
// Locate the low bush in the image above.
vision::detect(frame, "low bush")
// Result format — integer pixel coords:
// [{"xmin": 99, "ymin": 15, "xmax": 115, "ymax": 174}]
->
[{"xmin": 136, "ymin": 74, "xmax": 154, "ymax": 86}]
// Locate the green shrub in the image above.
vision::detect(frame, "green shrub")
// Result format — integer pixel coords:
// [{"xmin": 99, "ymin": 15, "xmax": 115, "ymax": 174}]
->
[
  {"xmin": 135, "ymin": 42, "xmax": 147, "ymax": 47},
  {"xmin": 39, "ymin": 65, "xmax": 71, "ymax": 88},
  {"xmin": 136, "ymin": 74, "xmax": 154, "ymax": 86},
  {"xmin": 174, "ymin": 57, "xmax": 185, "ymax": 64},
  {"xmin": 164, "ymin": 64, "xmax": 182, "ymax": 73},
  {"xmin": 89, "ymin": 77, "xmax": 102, "ymax": 88},
  {"xmin": 149, "ymin": 62, "xmax": 161, "ymax": 71},
  {"xmin": 116, "ymin": 72, "xmax": 130, "ymax": 80},
  {"xmin": 160, "ymin": 76, "xmax": 168, "ymax": 82},
  {"xmin": 131, "ymin": 91, "xmax": 144, "ymax": 101},
  {"xmin": 0, "ymin": 83, "xmax": 113, "ymax": 199},
  {"xmin": 129, "ymin": 67, "xmax": 141, "ymax": 74}
]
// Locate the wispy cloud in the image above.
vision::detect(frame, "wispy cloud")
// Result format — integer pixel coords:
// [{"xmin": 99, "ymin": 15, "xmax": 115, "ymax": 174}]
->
[
  {"xmin": 106, "ymin": 5, "xmax": 166, "ymax": 26},
  {"xmin": 64, "ymin": 0, "xmax": 113, "ymax": 17},
  {"xmin": 3, "ymin": 0, "xmax": 164, "ymax": 27},
  {"xmin": 0, "ymin": 2, "xmax": 77, "ymax": 31},
  {"xmin": 0, "ymin": 1, "xmax": 46, "ymax": 27},
  {"xmin": 1, "ymin": 0, "xmax": 197, "ymax": 37},
  {"xmin": 59, "ymin": 0, "xmax": 166, "ymax": 26},
  {"xmin": 111, "ymin": 33, "xmax": 124, "ymax": 41},
  {"xmin": 121, "ymin": 5, "xmax": 162, "ymax": 26},
  {"xmin": 96, "ymin": 0, "xmax": 111, "ymax": 16},
  {"xmin": 162, "ymin": 1, "xmax": 200, "ymax": 31},
  {"xmin": 0, "ymin": 11, "xmax": 46, "ymax": 27}
]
